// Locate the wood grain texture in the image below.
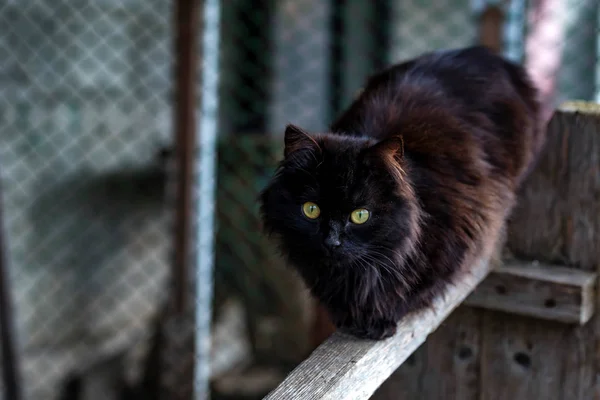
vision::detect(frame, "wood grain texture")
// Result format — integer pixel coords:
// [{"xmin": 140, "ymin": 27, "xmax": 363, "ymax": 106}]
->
[
  {"xmin": 370, "ymin": 342, "xmax": 426, "ymax": 399},
  {"xmin": 481, "ymin": 103, "xmax": 600, "ymax": 399},
  {"xmin": 372, "ymin": 308, "xmax": 483, "ymax": 400},
  {"xmin": 507, "ymin": 102, "xmax": 600, "ymax": 267},
  {"xmin": 420, "ymin": 307, "xmax": 482, "ymax": 400},
  {"xmin": 264, "ymin": 256, "xmax": 493, "ymax": 400},
  {"xmin": 465, "ymin": 261, "xmax": 596, "ymax": 324},
  {"xmin": 480, "ymin": 312, "xmax": 571, "ymax": 400}
]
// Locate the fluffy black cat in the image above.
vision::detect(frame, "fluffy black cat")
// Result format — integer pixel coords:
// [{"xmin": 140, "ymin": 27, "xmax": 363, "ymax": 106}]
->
[{"xmin": 259, "ymin": 46, "xmax": 543, "ymax": 340}]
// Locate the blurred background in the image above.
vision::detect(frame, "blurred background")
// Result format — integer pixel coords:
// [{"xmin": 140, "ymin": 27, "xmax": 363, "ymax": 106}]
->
[{"xmin": 0, "ymin": 0, "xmax": 598, "ymax": 399}]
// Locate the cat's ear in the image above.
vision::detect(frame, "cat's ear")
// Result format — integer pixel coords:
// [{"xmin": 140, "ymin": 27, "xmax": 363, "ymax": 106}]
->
[
  {"xmin": 369, "ymin": 136, "xmax": 404, "ymax": 160},
  {"xmin": 366, "ymin": 136, "xmax": 406, "ymax": 183},
  {"xmin": 284, "ymin": 124, "xmax": 319, "ymax": 158}
]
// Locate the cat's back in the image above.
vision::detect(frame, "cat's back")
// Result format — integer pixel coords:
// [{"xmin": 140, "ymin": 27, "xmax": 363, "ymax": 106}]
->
[
  {"xmin": 390, "ymin": 46, "xmax": 539, "ymax": 183},
  {"xmin": 371, "ymin": 46, "xmax": 536, "ymax": 113},
  {"xmin": 334, "ymin": 46, "xmax": 538, "ymax": 135},
  {"xmin": 333, "ymin": 46, "xmax": 541, "ymax": 186}
]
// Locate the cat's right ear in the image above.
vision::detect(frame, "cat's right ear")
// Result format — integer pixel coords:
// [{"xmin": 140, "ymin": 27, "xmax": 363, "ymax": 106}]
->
[
  {"xmin": 284, "ymin": 124, "xmax": 320, "ymax": 158},
  {"xmin": 365, "ymin": 136, "xmax": 407, "ymax": 184},
  {"xmin": 369, "ymin": 136, "xmax": 404, "ymax": 160}
]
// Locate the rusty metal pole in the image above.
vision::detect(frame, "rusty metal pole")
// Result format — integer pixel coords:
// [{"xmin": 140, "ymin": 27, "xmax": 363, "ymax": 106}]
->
[
  {"xmin": 173, "ymin": 0, "xmax": 200, "ymax": 315},
  {"xmin": 478, "ymin": 4, "xmax": 505, "ymax": 54},
  {"xmin": 0, "ymin": 169, "xmax": 23, "ymax": 400},
  {"xmin": 159, "ymin": 1, "xmax": 202, "ymax": 399}
]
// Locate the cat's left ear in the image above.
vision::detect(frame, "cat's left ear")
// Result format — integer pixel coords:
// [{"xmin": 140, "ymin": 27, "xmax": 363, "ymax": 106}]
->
[{"xmin": 284, "ymin": 124, "xmax": 320, "ymax": 158}]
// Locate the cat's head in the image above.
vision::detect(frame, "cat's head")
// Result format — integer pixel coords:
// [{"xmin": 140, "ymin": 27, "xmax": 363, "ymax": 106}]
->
[{"xmin": 259, "ymin": 124, "xmax": 423, "ymax": 289}]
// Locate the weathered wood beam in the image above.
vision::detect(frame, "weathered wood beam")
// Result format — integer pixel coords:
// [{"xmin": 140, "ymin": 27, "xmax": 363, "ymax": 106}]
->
[
  {"xmin": 506, "ymin": 101, "xmax": 600, "ymax": 273},
  {"xmin": 264, "ymin": 256, "xmax": 493, "ymax": 400},
  {"xmin": 465, "ymin": 260, "xmax": 596, "ymax": 324},
  {"xmin": 479, "ymin": 102, "xmax": 600, "ymax": 399}
]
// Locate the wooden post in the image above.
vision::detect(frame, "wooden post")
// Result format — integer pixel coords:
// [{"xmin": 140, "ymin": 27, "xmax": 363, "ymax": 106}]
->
[
  {"xmin": 506, "ymin": 102, "xmax": 600, "ymax": 268},
  {"xmin": 479, "ymin": 102, "xmax": 600, "ymax": 399},
  {"xmin": 0, "ymin": 168, "xmax": 23, "ymax": 400}
]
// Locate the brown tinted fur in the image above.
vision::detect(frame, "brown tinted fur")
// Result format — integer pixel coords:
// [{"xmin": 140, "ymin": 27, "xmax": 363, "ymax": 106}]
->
[{"xmin": 259, "ymin": 47, "xmax": 543, "ymax": 339}]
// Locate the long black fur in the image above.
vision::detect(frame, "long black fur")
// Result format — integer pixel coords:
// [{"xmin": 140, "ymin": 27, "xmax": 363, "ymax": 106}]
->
[{"xmin": 259, "ymin": 46, "xmax": 543, "ymax": 340}]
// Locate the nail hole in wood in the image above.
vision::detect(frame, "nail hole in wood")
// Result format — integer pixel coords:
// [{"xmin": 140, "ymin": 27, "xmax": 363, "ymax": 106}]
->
[
  {"xmin": 544, "ymin": 298, "xmax": 556, "ymax": 308},
  {"xmin": 495, "ymin": 285, "xmax": 507, "ymax": 295},
  {"xmin": 458, "ymin": 346, "xmax": 473, "ymax": 360},
  {"xmin": 514, "ymin": 352, "xmax": 531, "ymax": 368}
]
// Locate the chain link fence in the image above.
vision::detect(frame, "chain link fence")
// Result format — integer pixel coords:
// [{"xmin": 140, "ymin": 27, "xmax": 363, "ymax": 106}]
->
[
  {"xmin": 0, "ymin": 0, "xmax": 599, "ymax": 399},
  {"xmin": 1, "ymin": 1, "xmax": 174, "ymax": 399}
]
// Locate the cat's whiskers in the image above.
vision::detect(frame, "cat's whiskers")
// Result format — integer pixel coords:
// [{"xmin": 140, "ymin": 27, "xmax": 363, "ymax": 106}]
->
[
  {"xmin": 369, "ymin": 244, "xmax": 420, "ymax": 279},
  {"xmin": 361, "ymin": 250, "xmax": 412, "ymax": 295},
  {"xmin": 353, "ymin": 255, "xmax": 384, "ymax": 296},
  {"xmin": 359, "ymin": 253, "xmax": 396, "ymax": 282},
  {"xmin": 363, "ymin": 249, "xmax": 397, "ymax": 273},
  {"xmin": 349, "ymin": 258, "xmax": 369, "ymax": 273}
]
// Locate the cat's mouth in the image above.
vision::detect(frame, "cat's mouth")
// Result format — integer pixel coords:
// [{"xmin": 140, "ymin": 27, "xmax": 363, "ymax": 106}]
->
[{"xmin": 322, "ymin": 248, "xmax": 358, "ymax": 267}]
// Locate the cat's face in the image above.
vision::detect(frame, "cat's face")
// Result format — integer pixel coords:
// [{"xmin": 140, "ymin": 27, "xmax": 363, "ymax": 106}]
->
[{"xmin": 260, "ymin": 125, "xmax": 421, "ymax": 286}]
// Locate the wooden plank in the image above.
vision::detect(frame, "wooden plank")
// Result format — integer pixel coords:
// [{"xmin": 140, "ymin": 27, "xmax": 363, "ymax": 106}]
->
[
  {"xmin": 555, "ymin": 100, "xmax": 600, "ymax": 399},
  {"xmin": 419, "ymin": 307, "xmax": 482, "ymax": 400},
  {"xmin": 465, "ymin": 261, "xmax": 596, "ymax": 324},
  {"xmin": 370, "ymin": 342, "xmax": 427, "ymax": 400},
  {"xmin": 264, "ymin": 255, "xmax": 494, "ymax": 400},
  {"xmin": 479, "ymin": 312, "xmax": 571, "ymax": 400},
  {"xmin": 482, "ymin": 102, "xmax": 600, "ymax": 399}
]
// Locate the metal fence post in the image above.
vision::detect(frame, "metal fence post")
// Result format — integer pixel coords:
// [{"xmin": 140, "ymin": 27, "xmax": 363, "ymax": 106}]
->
[
  {"xmin": 0, "ymin": 166, "xmax": 22, "ymax": 400},
  {"xmin": 195, "ymin": 0, "xmax": 220, "ymax": 398}
]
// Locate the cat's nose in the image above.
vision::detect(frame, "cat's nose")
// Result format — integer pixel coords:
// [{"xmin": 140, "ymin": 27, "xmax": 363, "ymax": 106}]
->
[
  {"xmin": 325, "ymin": 236, "xmax": 341, "ymax": 248},
  {"xmin": 325, "ymin": 222, "xmax": 343, "ymax": 250}
]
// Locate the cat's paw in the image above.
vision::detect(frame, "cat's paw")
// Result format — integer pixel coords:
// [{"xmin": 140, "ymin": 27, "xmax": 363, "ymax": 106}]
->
[{"xmin": 340, "ymin": 320, "xmax": 397, "ymax": 341}]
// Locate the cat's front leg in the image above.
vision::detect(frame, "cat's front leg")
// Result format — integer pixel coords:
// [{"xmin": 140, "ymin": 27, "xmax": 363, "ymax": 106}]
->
[{"xmin": 336, "ymin": 316, "xmax": 398, "ymax": 340}]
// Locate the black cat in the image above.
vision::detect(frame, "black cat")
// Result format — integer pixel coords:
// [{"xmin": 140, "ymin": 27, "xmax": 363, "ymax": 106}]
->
[{"xmin": 259, "ymin": 46, "xmax": 543, "ymax": 340}]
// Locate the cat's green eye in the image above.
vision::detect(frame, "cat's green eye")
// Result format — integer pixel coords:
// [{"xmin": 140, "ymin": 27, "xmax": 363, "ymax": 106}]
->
[
  {"xmin": 350, "ymin": 208, "xmax": 370, "ymax": 224},
  {"xmin": 302, "ymin": 202, "xmax": 321, "ymax": 219}
]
